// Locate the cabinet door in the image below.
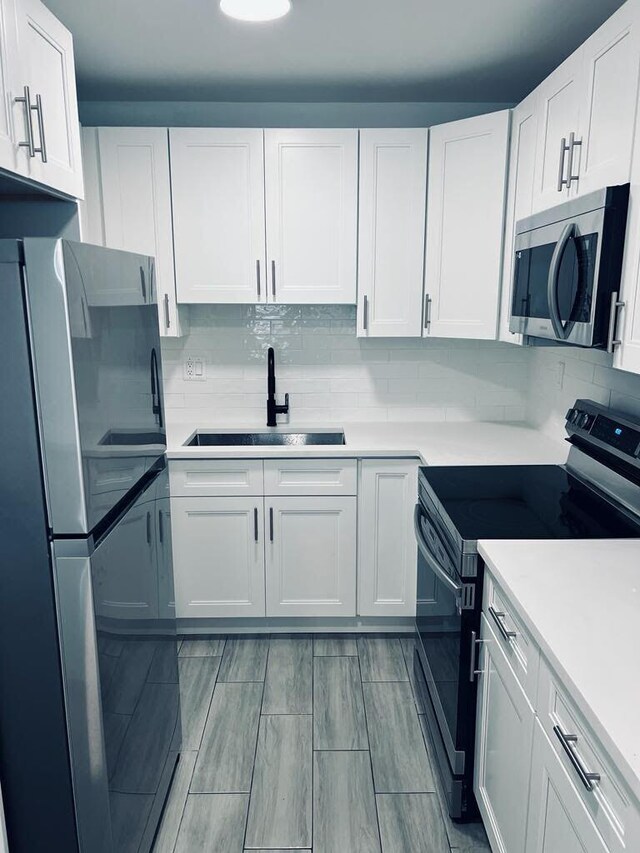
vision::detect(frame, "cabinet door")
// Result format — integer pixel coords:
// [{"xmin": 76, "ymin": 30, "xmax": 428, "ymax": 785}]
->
[
  {"xmin": 17, "ymin": 0, "xmax": 83, "ymax": 198},
  {"xmin": 0, "ymin": 0, "xmax": 29, "ymax": 177},
  {"xmin": 499, "ymin": 95, "xmax": 538, "ymax": 344},
  {"xmin": 424, "ymin": 110, "xmax": 510, "ymax": 340},
  {"xmin": 474, "ymin": 612, "xmax": 535, "ymax": 853},
  {"xmin": 357, "ymin": 460, "xmax": 418, "ymax": 616},
  {"xmin": 265, "ymin": 129, "xmax": 358, "ymax": 304},
  {"xmin": 265, "ymin": 496, "xmax": 356, "ymax": 617},
  {"xmin": 98, "ymin": 127, "xmax": 185, "ymax": 336},
  {"xmin": 357, "ymin": 129, "xmax": 428, "ymax": 337},
  {"xmin": 170, "ymin": 128, "xmax": 266, "ymax": 304},
  {"xmin": 92, "ymin": 501, "xmax": 159, "ymax": 621},
  {"xmin": 531, "ymin": 50, "xmax": 583, "ymax": 212},
  {"xmin": 171, "ymin": 497, "xmax": 265, "ymax": 618},
  {"xmin": 525, "ymin": 720, "xmax": 609, "ymax": 853},
  {"xmin": 574, "ymin": 1, "xmax": 640, "ymax": 197}
]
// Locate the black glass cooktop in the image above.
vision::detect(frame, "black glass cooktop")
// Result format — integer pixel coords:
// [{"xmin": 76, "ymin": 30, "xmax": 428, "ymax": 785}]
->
[{"xmin": 421, "ymin": 465, "xmax": 640, "ymax": 541}]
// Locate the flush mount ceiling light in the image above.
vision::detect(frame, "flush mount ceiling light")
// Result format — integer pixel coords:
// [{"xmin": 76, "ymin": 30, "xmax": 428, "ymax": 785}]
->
[{"xmin": 220, "ymin": 0, "xmax": 291, "ymax": 22}]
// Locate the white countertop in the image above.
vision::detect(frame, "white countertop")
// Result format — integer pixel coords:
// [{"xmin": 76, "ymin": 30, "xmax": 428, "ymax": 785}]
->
[
  {"xmin": 478, "ymin": 538, "xmax": 640, "ymax": 804},
  {"xmin": 167, "ymin": 420, "xmax": 568, "ymax": 466}
]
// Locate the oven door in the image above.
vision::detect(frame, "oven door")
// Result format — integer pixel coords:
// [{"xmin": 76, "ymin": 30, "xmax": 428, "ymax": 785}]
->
[
  {"xmin": 510, "ymin": 208, "xmax": 603, "ymax": 346},
  {"xmin": 413, "ymin": 503, "xmax": 478, "ymax": 779}
]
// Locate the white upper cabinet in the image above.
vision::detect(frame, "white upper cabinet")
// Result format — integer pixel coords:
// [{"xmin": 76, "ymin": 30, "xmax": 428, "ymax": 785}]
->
[
  {"xmin": 499, "ymin": 93, "xmax": 539, "ymax": 344},
  {"xmin": 0, "ymin": 0, "xmax": 28, "ymax": 177},
  {"xmin": 424, "ymin": 110, "xmax": 510, "ymax": 340},
  {"xmin": 573, "ymin": 0, "xmax": 640, "ymax": 197},
  {"xmin": 16, "ymin": 0, "xmax": 83, "ymax": 197},
  {"xmin": 170, "ymin": 128, "xmax": 266, "ymax": 304},
  {"xmin": 97, "ymin": 127, "xmax": 185, "ymax": 336},
  {"xmin": 532, "ymin": 0, "xmax": 640, "ymax": 210},
  {"xmin": 264, "ymin": 129, "xmax": 358, "ymax": 304},
  {"xmin": 357, "ymin": 129, "xmax": 428, "ymax": 338},
  {"xmin": 531, "ymin": 51, "xmax": 583, "ymax": 212}
]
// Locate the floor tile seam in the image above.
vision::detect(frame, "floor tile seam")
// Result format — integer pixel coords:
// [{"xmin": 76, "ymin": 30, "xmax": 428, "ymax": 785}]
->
[
  {"xmin": 242, "ymin": 636, "xmax": 270, "ymax": 850},
  {"xmin": 354, "ymin": 641, "xmax": 384, "ymax": 853}
]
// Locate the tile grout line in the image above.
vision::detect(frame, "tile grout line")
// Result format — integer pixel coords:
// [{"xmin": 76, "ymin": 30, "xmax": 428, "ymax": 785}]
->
[
  {"xmin": 241, "ymin": 633, "xmax": 270, "ymax": 851},
  {"xmin": 355, "ymin": 635, "xmax": 384, "ymax": 853}
]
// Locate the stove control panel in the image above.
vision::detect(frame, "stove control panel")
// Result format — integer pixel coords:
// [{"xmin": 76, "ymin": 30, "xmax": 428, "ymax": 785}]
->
[{"xmin": 566, "ymin": 399, "xmax": 640, "ymax": 460}]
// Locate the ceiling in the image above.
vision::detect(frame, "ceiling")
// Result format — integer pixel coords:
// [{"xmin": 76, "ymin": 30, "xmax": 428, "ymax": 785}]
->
[{"xmin": 48, "ymin": 0, "xmax": 625, "ymax": 103}]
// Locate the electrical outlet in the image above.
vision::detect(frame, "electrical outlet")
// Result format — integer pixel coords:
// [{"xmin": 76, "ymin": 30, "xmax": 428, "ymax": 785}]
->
[{"xmin": 183, "ymin": 354, "xmax": 206, "ymax": 381}]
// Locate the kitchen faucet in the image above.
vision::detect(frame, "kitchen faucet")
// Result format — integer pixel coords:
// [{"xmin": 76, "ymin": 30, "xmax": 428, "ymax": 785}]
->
[{"xmin": 266, "ymin": 346, "xmax": 289, "ymax": 427}]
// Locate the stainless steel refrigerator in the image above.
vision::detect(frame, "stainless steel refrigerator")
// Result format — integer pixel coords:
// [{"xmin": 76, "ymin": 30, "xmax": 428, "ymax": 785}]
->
[{"xmin": 0, "ymin": 239, "xmax": 181, "ymax": 853}]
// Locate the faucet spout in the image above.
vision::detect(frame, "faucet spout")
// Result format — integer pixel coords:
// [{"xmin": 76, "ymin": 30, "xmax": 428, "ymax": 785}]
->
[{"xmin": 266, "ymin": 347, "xmax": 289, "ymax": 427}]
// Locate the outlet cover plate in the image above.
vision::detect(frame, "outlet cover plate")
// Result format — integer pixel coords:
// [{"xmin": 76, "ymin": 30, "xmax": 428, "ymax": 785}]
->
[{"xmin": 183, "ymin": 354, "xmax": 206, "ymax": 381}]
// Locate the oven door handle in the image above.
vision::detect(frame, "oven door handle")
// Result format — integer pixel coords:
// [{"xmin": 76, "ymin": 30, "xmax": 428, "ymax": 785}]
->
[
  {"xmin": 547, "ymin": 221, "xmax": 576, "ymax": 340},
  {"xmin": 414, "ymin": 504, "xmax": 463, "ymax": 598}
]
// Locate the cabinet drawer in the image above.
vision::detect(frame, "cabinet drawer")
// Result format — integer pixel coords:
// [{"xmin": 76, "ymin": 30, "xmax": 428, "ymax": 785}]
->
[
  {"xmin": 482, "ymin": 573, "xmax": 539, "ymax": 705},
  {"xmin": 263, "ymin": 459, "xmax": 357, "ymax": 496},
  {"xmin": 170, "ymin": 460, "xmax": 264, "ymax": 496},
  {"xmin": 537, "ymin": 660, "xmax": 633, "ymax": 853}
]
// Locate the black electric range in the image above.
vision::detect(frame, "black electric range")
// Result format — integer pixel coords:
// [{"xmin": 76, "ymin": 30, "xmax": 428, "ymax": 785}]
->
[{"xmin": 412, "ymin": 399, "xmax": 640, "ymax": 822}]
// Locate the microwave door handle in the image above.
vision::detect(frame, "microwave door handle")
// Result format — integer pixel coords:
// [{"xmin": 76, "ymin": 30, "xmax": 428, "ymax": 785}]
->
[
  {"xmin": 414, "ymin": 504, "xmax": 463, "ymax": 599},
  {"xmin": 547, "ymin": 222, "xmax": 576, "ymax": 340}
]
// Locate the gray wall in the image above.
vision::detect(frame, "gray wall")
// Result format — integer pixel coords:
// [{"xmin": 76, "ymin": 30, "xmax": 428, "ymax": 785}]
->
[{"xmin": 78, "ymin": 100, "xmax": 513, "ymax": 128}]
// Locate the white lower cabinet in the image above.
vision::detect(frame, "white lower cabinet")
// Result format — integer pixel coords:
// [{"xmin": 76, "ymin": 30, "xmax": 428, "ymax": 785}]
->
[
  {"xmin": 474, "ymin": 612, "xmax": 535, "ymax": 853},
  {"xmin": 476, "ymin": 570, "xmax": 640, "ymax": 853},
  {"xmin": 526, "ymin": 719, "xmax": 609, "ymax": 853},
  {"xmin": 265, "ymin": 496, "xmax": 357, "ymax": 617},
  {"xmin": 172, "ymin": 496, "xmax": 266, "ymax": 618},
  {"xmin": 357, "ymin": 459, "xmax": 418, "ymax": 616}
]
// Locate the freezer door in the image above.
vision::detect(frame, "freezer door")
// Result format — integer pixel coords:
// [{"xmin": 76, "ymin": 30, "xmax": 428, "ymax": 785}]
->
[
  {"xmin": 23, "ymin": 239, "xmax": 166, "ymax": 536},
  {"xmin": 54, "ymin": 468, "xmax": 180, "ymax": 853}
]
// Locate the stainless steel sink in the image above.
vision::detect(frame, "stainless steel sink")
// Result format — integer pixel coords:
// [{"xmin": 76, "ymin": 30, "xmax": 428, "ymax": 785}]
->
[
  {"xmin": 99, "ymin": 429, "xmax": 166, "ymax": 446},
  {"xmin": 185, "ymin": 430, "xmax": 345, "ymax": 447}
]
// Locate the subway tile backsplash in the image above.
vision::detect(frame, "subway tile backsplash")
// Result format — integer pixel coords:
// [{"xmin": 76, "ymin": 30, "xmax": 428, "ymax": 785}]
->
[
  {"xmin": 161, "ymin": 305, "xmax": 528, "ymax": 440},
  {"xmin": 526, "ymin": 345, "xmax": 640, "ymax": 437},
  {"xmin": 161, "ymin": 306, "xmax": 640, "ymax": 443}
]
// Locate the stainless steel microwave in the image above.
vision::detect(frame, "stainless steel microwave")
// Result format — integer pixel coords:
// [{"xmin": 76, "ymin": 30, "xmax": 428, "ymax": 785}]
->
[{"xmin": 509, "ymin": 185, "xmax": 629, "ymax": 348}]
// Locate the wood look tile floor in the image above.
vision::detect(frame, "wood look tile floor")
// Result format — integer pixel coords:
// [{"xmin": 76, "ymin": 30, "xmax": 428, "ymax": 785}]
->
[{"xmin": 153, "ymin": 634, "xmax": 491, "ymax": 853}]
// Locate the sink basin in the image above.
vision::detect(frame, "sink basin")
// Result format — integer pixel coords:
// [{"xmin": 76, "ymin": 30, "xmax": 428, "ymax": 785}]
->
[
  {"xmin": 186, "ymin": 430, "xmax": 346, "ymax": 447},
  {"xmin": 100, "ymin": 430, "xmax": 166, "ymax": 446}
]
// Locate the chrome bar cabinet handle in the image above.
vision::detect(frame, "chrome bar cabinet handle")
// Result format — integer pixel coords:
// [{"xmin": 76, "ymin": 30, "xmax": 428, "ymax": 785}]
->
[
  {"xmin": 14, "ymin": 86, "xmax": 35, "ymax": 157},
  {"xmin": 158, "ymin": 509, "xmax": 164, "ymax": 544},
  {"xmin": 553, "ymin": 725, "xmax": 601, "ymax": 791},
  {"xmin": 557, "ymin": 136, "xmax": 571, "ymax": 191},
  {"xmin": 424, "ymin": 293, "xmax": 432, "ymax": 330},
  {"xmin": 269, "ymin": 507, "xmax": 274, "ymax": 542},
  {"xmin": 256, "ymin": 259, "xmax": 261, "ymax": 299},
  {"xmin": 164, "ymin": 293, "xmax": 171, "ymax": 329},
  {"xmin": 254, "ymin": 507, "xmax": 259, "ymax": 543},
  {"xmin": 566, "ymin": 131, "xmax": 582, "ymax": 188},
  {"xmin": 469, "ymin": 630, "xmax": 488, "ymax": 683},
  {"xmin": 488, "ymin": 605, "xmax": 516, "ymax": 642},
  {"xmin": 32, "ymin": 93, "xmax": 47, "ymax": 162},
  {"xmin": 271, "ymin": 260, "xmax": 276, "ymax": 299},
  {"xmin": 363, "ymin": 294, "xmax": 369, "ymax": 331},
  {"xmin": 606, "ymin": 291, "xmax": 625, "ymax": 354},
  {"xmin": 146, "ymin": 511, "xmax": 152, "ymax": 546}
]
